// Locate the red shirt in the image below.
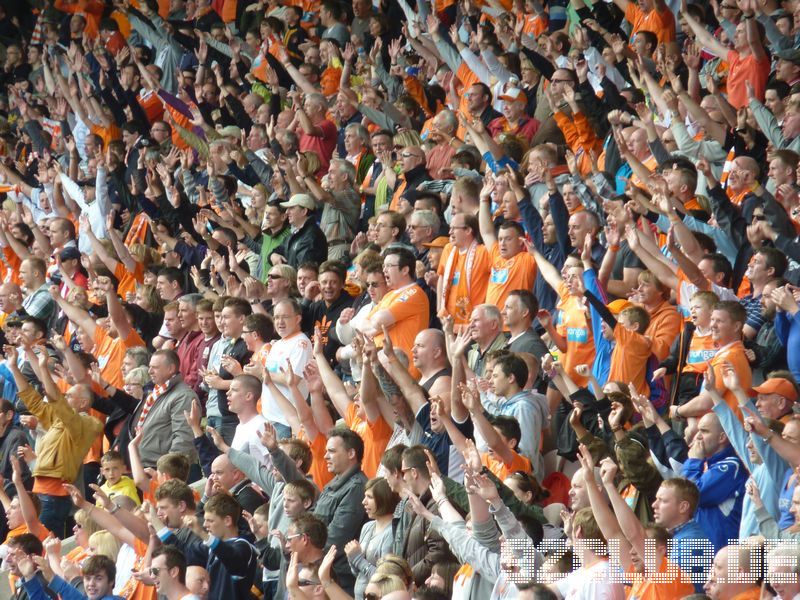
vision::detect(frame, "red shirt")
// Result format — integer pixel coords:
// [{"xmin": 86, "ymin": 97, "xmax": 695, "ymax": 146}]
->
[
  {"xmin": 299, "ymin": 119, "xmax": 338, "ymax": 175},
  {"xmin": 177, "ymin": 330, "xmax": 203, "ymax": 392}
]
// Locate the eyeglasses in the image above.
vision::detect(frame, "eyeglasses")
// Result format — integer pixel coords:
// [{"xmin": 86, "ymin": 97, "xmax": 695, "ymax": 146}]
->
[
  {"xmin": 450, "ymin": 225, "xmax": 468, "ymax": 231},
  {"xmin": 242, "ymin": 329, "xmax": 254, "ymax": 335},
  {"xmin": 286, "ymin": 532, "xmax": 304, "ymax": 540},
  {"xmin": 551, "ymin": 78, "xmax": 573, "ymax": 84},
  {"xmin": 383, "ymin": 262, "xmax": 400, "ymax": 269},
  {"xmin": 149, "ymin": 567, "xmax": 161, "ymax": 577}
]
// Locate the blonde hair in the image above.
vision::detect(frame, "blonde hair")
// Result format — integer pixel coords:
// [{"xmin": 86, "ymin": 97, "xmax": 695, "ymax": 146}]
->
[
  {"xmin": 74, "ymin": 509, "xmax": 102, "ymax": 536},
  {"xmin": 89, "ymin": 530, "xmax": 121, "ymax": 561},
  {"xmin": 393, "ymin": 129, "xmax": 422, "ymax": 148},
  {"xmin": 367, "ymin": 573, "xmax": 407, "ymax": 595},
  {"xmin": 300, "ymin": 151, "xmax": 321, "ymax": 176},
  {"xmin": 129, "ymin": 243, "xmax": 159, "ymax": 267},
  {"xmin": 125, "ymin": 366, "xmax": 151, "ymax": 387},
  {"xmin": 375, "ymin": 554, "xmax": 413, "ymax": 587}
]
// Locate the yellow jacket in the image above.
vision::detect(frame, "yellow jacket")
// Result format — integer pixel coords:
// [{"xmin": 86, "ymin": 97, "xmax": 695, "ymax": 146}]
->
[{"xmin": 19, "ymin": 387, "xmax": 103, "ymax": 483}]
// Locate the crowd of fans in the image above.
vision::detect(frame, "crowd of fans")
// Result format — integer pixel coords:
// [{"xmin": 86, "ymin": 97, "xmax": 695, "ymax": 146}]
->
[{"xmin": 2, "ymin": 0, "xmax": 800, "ymax": 598}]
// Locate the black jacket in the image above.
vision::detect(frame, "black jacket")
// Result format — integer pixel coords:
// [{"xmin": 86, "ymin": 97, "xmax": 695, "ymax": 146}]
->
[{"xmin": 276, "ymin": 218, "xmax": 328, "ymax": 268}]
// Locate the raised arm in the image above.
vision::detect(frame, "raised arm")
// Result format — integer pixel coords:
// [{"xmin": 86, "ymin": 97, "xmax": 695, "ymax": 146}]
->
[
  {"xmin": 104, "ymin": 284, "xmax": 134, "ymax": 343},
  {"xmin": 526, "ymin": 241, "xmax": 563, "ymax": 291},
  {"xmin": 463, "ymin": 384, "xmax": 515, "ymax": 466},
  {"xmin": 312, "ymin": 330, "xmax": 353, "ymax": 420},
  {"xmin": 682, "ymin": 10, "xmax": 731, "ymax": 59},
  {"xmin": 377, "ymin": 330, "xmax": 428, "ymax": 415},
  {"xmin": 11, "ymin": 457, "xmax": 48, "ymax": 539},
  {"xmin": 478, "ymin": 178, "xmax": 497, "ymax": 251},
  {"xmin": 50, "ymin": 285, "xmax": 96, "ymax": 338}
]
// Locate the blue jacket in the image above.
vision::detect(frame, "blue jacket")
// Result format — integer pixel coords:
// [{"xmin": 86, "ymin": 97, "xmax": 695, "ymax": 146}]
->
[
  {"xmin": 23, "ymin": 574, "xmax": 122, "ymax": 600},
  {"xmin": 682, "ymin": 444, "xmax": 747, "ymax": 552},
  {"xmin": 669, "ymin": 518, "xmax": 713, "ymax": 593},
  {"xmin": 775, "ymin": 310, "xmax": 800, "ymax": 382},
  {"xmin": 713, "ymin": 400, "xmax": 786, "ymax": 538},
  {"xmin": 582, "ymin": 268, "xmax": 611, "ymax": 392},
  {"xmin": 159, "ymin": 529, "xmax": 258, "ymax": 600}
]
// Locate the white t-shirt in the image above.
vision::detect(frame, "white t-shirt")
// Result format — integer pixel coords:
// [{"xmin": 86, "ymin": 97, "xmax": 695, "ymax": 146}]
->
[
  {"xmin": 232, "ymin": 414, "xmax": 270, "ymax": 465},
  {"xmin": 114, "ymin": 544, "xmax": 138, "ymax": 594},
  {"xmin": 262, "ymin": 332, "xmax": 312, "ymax": 426},
  {"xmin": 554, "ymin": 559, "xmax": 625, "ymax": 600}
]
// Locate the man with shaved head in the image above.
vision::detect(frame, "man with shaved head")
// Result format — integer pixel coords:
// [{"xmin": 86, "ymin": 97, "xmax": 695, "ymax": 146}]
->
[
  {"xmin": 412, "ymin": 329, "xmax": 451, "ymax": 400},
  {"xmin": 0, "ymin": 283, "xmax": 24, "ymax": 327},
  {"xmin": 682, "ymin": 412, "xmax": 747, "ymax": 552}
]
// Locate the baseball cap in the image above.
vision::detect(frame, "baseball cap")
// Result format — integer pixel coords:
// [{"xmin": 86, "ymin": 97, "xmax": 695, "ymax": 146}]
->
[
  {"xmin": 217, "ymin": 125, "xmax": 242, "ymax": 139},
  {"xmin": 775, "ymin": 48, "xmax": 800, "ymax": 65},
  {"xmin": 607, "ymin": 299, "xmax": 632, "ymax": 315},
  {"xmin": 280, "ymin": 193, "xmax": 316, "ymax": 211},
  {"xmin": 752, "ymin": 378, "xmax": 799, "ymax": 402},
  {"xmin": 423, "ymin": 236, "xmax": 449, "ymax": 249},
  {"xmin": 59, "ymin": 247, "xmax": 82, "ymax": 261},
  {"xmin": 499, "ymin": 88, "xmax": 528, "ymax": 103}
]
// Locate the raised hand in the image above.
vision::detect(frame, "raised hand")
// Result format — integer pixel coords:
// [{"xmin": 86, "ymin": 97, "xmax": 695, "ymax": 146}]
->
[
  {"xmin": 63, "ymin": 483, "xmax": 88, "ymax": 508},
  {"xmin": 206, "ymin": 426, "xmax": 229, "ymax": 453},
  {"xmin": 319, "ymin": 544, "xmax": 338, "ymax": 586},
  {"xmin": 257, "ymin": 422, "xmax": 278, "ymax": 451},
  {"xmin": 183, "ymin": 399, "xmax": 203, "ymax": 436},
  {"xmin": 598, "ymin": 457, "xmax": 618, "ymax": 486}
]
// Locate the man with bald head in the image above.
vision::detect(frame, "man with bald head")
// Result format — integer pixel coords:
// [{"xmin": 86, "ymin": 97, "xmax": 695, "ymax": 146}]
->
[
  {"xmin": 727, "ymin": 156, "xmax": 761, "ymax": 206},
  {"xmin": 426, "ymin": 109, "xmax": 461, "ymax": 180},
  {"xmin": 412, "ymin": 329, "xmax": 451, "ymax": 400},
  {"xmin": 201, "ymin": 453, "xmax": 266, "ymax": 523},
  {"xmin": 704, "ymin": 544, "xmax": 761, "ymax": 600},
  {"xmin": 682, "ymin": 412, "xmax": 747, "ymax": 552},
  {"xmin": 566, "ymin": 210, "xmax": 604, "ymax": 264},
  {"xmin": 0, "ymin": 283, "xmax": 24, "ymax": 327},
  {"xmin": 185, "ymin": 566, "xmax": 210, "ymax": 600}
]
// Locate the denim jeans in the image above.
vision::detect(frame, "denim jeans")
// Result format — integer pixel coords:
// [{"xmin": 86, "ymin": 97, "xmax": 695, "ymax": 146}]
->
[
  {"xmin": 271, "ymin": 422, "xmax": 292, "ymax": 440},
  {"xmin": 39, "ymin": 494, "xmax": 73, "ymax": 539},
  {"xmin": 206, "ymin": 416, "xmax": 238, "ymax": 445}
]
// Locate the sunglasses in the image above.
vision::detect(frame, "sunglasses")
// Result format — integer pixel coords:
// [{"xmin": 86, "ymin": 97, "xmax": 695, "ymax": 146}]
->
[
  {"xmin": 149, "ymin": 567, "xmax": 161, "ymax": 577},
  {"xmin": 267, "ymin": 274, "xmax": 284, "ymax": 280}
]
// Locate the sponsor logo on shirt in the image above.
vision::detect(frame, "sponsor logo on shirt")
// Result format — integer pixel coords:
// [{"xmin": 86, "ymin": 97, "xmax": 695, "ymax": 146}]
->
[
  {"xmin": 490, "ymin": 268, "xmax": 509, "ymax": 284},
  {"xmin": 566, "ymin": 327, "xmax": 588, "ymax": 343},
  {"xmin": 687, "ymin": 349, "xmax": 717, "ymax": 363}
]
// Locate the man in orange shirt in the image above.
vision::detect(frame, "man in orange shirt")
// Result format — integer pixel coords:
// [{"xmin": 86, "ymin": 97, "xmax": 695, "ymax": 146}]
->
[
  {"xmin": 682, "ymin": 3, "xmax": 769, "ymax": 109},
  {"xmin": 364, "ymin": 248, "xmax": 430, "ymax": 368},
  {"xmin": 478, "ymin": 183, "xmax": 537, "ymax": 313},
  {"xmin": 50, "ymin": 278, "xmax": 145, "ymax": 389},
  {"xmin": 437, "ymin": 213, "xmax": 490, "ymax": 327},
  {"xmin": 312, "ymin": 330, "xmax": 390, "ymax": 479},
  {"xmin": 673, "ymin": 301, "xmax": 752, "ymax": 423},
  {"xmin": 615, "ymin": 0, "xmax": 676, "ymax": 44}
]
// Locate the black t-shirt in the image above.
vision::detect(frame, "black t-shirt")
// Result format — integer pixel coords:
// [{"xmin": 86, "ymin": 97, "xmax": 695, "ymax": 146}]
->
[
  {"xmin": 416, "ymin": 403, "xmax": 473, "ymax": 478},
  {"xmin": 302, "ymin": 293, "xmax": 354, "ymax": 365}
]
